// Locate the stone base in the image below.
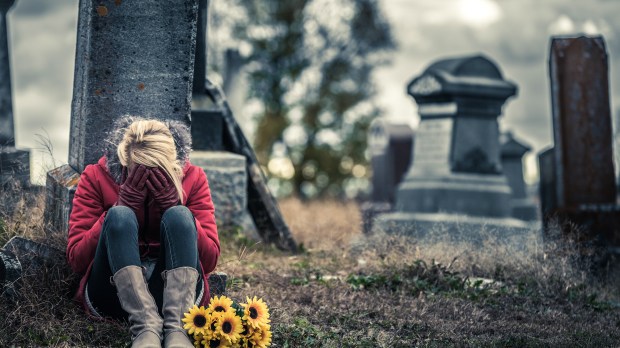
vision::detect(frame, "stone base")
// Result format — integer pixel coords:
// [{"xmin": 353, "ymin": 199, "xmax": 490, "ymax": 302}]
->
[
  {"xmin": 44, "ymin": 164, "xmax": 80, "ymax": 235},
  {"xmin": 360, "ymin": 201, "xmax": 393, "ymax": 234},
  {"xmin": 190, "ymin": 151, "xmax": 250, "ymax": 229},
  {"xmin": 373, "ymin": 211, "xmax": 541, "ymax": 248},
  {"xmin": 510, "ymin": 198, "xmax": 539, "ymax": 221},
  {"xmin": 396, "ymin": 172, "xmax": 512, "ymax": 218},
  {"xmin": 0, "ymin": 147, "xmax": 30, "ymax": 187}
]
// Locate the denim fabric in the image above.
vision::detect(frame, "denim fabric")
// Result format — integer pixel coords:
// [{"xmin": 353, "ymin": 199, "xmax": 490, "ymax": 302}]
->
[{"xmin": 86, "ymin": 205, "xmax": 201, "ymax": 320}]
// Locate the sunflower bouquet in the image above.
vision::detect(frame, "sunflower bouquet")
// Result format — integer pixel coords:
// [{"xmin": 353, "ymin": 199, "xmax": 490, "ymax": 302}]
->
[{"xmin": 183, "ymin": 295, "xmax": 272, "ymax": 348}]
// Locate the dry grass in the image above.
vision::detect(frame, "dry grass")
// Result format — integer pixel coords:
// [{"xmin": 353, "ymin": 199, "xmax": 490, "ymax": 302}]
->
[{"xmin": 0, "ymin": 189, "xmax": 619, "ymax": 347}]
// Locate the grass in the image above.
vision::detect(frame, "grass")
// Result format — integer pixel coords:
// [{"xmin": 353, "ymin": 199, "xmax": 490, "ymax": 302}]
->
[{"xmin": 0, "ymin": 189, "xmax": 619, "ymax": 347}]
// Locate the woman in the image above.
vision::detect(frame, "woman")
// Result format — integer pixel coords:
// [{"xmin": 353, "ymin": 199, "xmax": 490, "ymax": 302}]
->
[{"xmin": 66, "ymin": 116, "xmax": 220, "ymax": 348}]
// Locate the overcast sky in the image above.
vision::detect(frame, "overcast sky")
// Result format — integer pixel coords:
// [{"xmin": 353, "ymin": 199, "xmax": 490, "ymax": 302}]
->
[{"xmin": 6, "ymin": 0, "xmax": 620, "ymax": 184}]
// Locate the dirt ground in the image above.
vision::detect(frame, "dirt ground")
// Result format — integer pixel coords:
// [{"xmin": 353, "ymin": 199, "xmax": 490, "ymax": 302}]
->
[{"xmin": 0, "ymin": 193, "xmax": 619, "ymax": 347}]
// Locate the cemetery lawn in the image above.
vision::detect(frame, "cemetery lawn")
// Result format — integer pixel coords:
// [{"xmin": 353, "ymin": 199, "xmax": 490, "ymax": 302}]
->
[{"xmin": 1, "ymin": 193, "xmax": 620, "ymax": 347}]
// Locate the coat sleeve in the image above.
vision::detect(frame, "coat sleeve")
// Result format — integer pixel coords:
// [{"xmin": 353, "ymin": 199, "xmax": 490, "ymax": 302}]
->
[
  {"xmin": 185, "ymin": 167, "xmax": 220, "ymax": 274},
  {"xmin": 66, "ymin": 165, "xmax": 106, "ymax": 275}
]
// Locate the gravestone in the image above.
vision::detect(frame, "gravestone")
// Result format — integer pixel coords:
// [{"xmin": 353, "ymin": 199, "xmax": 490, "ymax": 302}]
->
[
  {"xmin": 0, "ymin": 0, "xmax": 30, "ymax": 191},
  {"xmin": 369, "ymin": 118, "xmax": 414, "ymax": 204},
  {"xmin": 374, "ymin": 55, "xmax": 534, "ymax": 242},
  {"xmin": 361, "ymin": 118, "xmax": 414, "ymax": 233},
  {"xmin": 542, "ymin": 35, "xmax": 620, "ymax": 249},
  {"xmin": 190, "ymin": 0, "xmax": 297, "ymax": 251},
  {"xmin": 45, "ymin": 0, "xmax": 201, "ymax": 234},
  {"xmin": 500, "ymin": 131, "xmax": 538, "ymax": 221},
  {"xmin": 537, "ymin": 147, "xmax": 556, "ymax": 223}
]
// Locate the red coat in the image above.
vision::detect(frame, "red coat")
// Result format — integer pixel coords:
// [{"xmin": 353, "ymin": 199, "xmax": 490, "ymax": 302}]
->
[{"xmin": 67, "ymin": 156, "xmax": 220, "ymax": 313}]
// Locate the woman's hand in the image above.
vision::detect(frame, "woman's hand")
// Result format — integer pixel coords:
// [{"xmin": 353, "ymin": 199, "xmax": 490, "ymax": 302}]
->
[
  {"xmin": 117, "ymin": 164, "xmax": 150, "ymax": 215},
  {"xmin": 146, "ymin": 167, "xmax": 179, "ymax": 213}
]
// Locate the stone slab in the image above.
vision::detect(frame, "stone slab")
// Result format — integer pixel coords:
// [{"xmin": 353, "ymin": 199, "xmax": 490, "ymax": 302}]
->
[
  {"xmin": 373, "ymin": 211, "xmax": 540, "ymax": 249},
  {"xmin": 190, "ymin": 151, "xmax": 247, "ymax": 228},
  {"xmin": 44, "ymin": 164, "xmax": 79, "ymax": 235},
  {"xmin": 191, "ymin": 110, "xmax": 224, "ymax": 151},
  {"xmin": 0, "ymin": 249, "xmax": 20, "ymax": 299}
]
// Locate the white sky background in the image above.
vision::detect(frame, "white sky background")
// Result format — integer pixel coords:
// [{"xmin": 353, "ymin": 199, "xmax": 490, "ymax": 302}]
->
[{"xmin": 6, "ymin": 0, "xmax": 620, "ymax": 185}]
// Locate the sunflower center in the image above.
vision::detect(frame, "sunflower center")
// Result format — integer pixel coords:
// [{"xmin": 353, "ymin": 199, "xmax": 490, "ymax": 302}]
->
[
  {"xmin": 222, "ymin": 321, "xmax": 232, "ymax": 334},
  {"xmin": 193, "ymin": 315, "xmax": 207, "ymax": 328},
  {"xmin": 215, "ymin": 306, "xmax": 225, "ymax": 312},
  {"xmin": 249, "ymin": 307, "xmax": 258, "ymax": 319},
  {"xmin": 209, "ymin": 340, "xmax": 220, "ymax": 348}
]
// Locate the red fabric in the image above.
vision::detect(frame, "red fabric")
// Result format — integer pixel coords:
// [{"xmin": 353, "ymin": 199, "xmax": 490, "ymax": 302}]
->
[{"xmin": 67, "ymin": 156, "xmax": 220, "ymax": 312}]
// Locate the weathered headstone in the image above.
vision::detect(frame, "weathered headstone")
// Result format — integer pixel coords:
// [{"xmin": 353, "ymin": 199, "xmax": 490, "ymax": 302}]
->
[
  {"xmin": 374, "ymin": 55, "xmax": 535, "ymax": 242},
  {"xmin": 361, "ymin": 118, "xmax": 413, "ymax": 233},
  {"xmin": 45, "ymin": 0, "xmax": 201, "ymax": 234},
  {"xmin": 398, "ymin": 55, "xmax": 515, "ymax": 217},
  {"xmin": 369, "ymin": 118, "xmax": 414, "ymax": 204},
  {"xmin": 538, "ymin": 147, "xmax": 556, "ymax": 223},
  {"xmin": 189, "ymin": 0, "xmax": 297, "ymax": 251},
  {"xmin": 500, "ymin": 131, "xmax": 538, "ymax": 221},
  {"xmin": 543, "ymin": 35, "xmax": 619, "ymax": 248},
  {"xmin": 0, "ymin": 0, "xmax": 30, "ymax": 190}
]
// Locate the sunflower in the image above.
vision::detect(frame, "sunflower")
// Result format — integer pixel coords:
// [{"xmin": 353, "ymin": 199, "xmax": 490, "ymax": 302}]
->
[
  {"xmin": 215, "ymin": 310, "xmax": 244, "ymax": 344},
  {"xmin": 253, "ymin": 323, "xmax": 272, "ymax": 348},
  {"xmin": 203, "ymin": 336, "xmax": 241, "ymax": 348},
  {"xmin": 183, "ymin": 305, "xmax": 210, "ymax": 335},
  {"xmin": 246, "ymin": 323, "xmax": 271, "ymax": 348},
  {"xmin": 192, "ymin": 333, "xmax": 204, "ymax": 348},
  {"xmin": 208, "ymin": 295, "xmax": 235, "ymax": 315},
  {"xmin": 242, "ymin": 297, "xmax": 270, "ymax": 328}
]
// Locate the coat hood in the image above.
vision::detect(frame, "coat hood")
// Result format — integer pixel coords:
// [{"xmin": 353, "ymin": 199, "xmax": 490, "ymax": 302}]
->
[{"xmin": 103, "ymin": 115, "xmax": 193, "ymax": 184}]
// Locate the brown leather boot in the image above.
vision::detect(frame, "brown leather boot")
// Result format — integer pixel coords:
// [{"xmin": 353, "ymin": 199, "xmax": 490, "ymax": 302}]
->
[
  {"xmin": 112, "ymin": 265, "xmax": 163, "ymax": 348},
  {"xmin": 161, "ymin": 267, "xmax": 199, "ymax": 348}
]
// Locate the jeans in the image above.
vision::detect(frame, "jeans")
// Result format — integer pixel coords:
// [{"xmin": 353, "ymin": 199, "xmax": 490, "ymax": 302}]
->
[{"xmin": 86, "ymin": 205, "xmax": 202, "ymax": 319}]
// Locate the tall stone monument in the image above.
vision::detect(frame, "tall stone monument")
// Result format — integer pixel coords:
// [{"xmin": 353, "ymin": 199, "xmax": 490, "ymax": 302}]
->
[
  {"xmin": 0, "ymin": 0, "xmax": 30, "ymax": 189},
  {"xmin": 45, "ymin": 0, "xmax": 201, "ymax": 234},
  {"xmin": 374, "ymin": 55, "xmax": 532, "ymax": 241},
  {"xmin": 540, "ymin": 35, "xmax": 619, "ymax": 249}
]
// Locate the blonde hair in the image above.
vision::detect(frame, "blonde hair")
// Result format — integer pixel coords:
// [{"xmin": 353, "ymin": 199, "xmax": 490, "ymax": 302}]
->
[{"xmin": 117, "ymin": 119, "xmax": 184, "ymax": 202}]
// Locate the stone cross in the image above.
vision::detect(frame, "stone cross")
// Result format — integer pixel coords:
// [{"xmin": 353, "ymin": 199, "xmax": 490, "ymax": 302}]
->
[
  {"xmin": 544, "ymin": 35, "xmax": 619, "ymax": 248},
  {"xmin": 45, "ymin": 0, "xmax": 200, "ymax": 234}
]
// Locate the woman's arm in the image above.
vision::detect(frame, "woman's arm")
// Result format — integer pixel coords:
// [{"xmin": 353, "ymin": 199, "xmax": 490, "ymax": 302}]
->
[
  {"xmin": 185, "ymin": 166, "xmax": 220, "ymax": 274},
  {"xmin": 66, "ymin": 165, "xmax": 106, "ymax": 274}
]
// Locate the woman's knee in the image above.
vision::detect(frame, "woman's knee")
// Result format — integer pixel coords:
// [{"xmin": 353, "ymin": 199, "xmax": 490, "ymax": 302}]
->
[
  {"xmin": 161, "ymin": 206, "xmax": 196, "ymax": 237},
  {"xmin": 104, "ymin": 206, "xmax": 138, "ymax": 236}
]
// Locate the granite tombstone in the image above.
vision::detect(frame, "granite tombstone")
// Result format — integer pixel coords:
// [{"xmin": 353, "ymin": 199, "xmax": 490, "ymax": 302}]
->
[
  {"xmin": 374, "ymin": 55, "xmax": 534, "ymax": 243},
  {"xmin": 45, "ymin": 0, "xmax": 201, "ymax": 234}
]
